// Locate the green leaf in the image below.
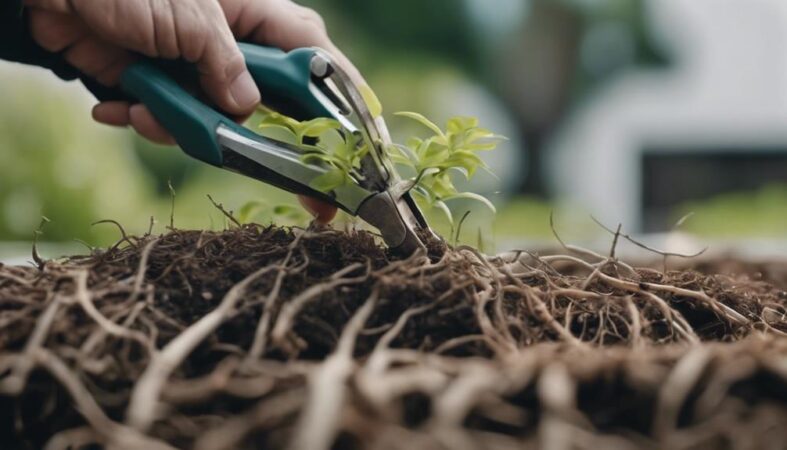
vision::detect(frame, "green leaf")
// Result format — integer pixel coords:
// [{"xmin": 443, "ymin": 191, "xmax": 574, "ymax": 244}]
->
[
  {"xmin": 256, "ymin": 124, "xmax": 298, "ymax": 144},
  {"xmin": 389, "ymin": 144, "xmax": 418, "ymax": 167},
  {"xmin": 335, "ymin": 131, "xmax": 358, "ymax": 160},
  {"xmin": 431, "ymin": 174, "xmax": 458, "ymax": 198},
  {"xmin": 406, "ymin": 136, "xmax": 423, "ymax": 149},
  {"xmin": 413, "ymin": 184, "xmax": 437, "ymax": 205},
  {"xmin": 462, "ymin": 142, "xmax": 500, "ymax": 151},
  {"xmin": 433, "ymin": 200, "xmax": 454, "ymax": 225},
  {"xmin": 301, "ymin": 152, "xmax": 337, "ymax": 165},
  {"xmin": 389, "ymin": 152, "xmax": 415, "ymax": 168},
  {"xmin": 444, "ymin": 192, "xmax": 497, "ymax": 213},
  {"xmin": 238, "ymin": 200, "xmax": 267, "ymax": 224},
  {"xmin": 419, "ymin": 141, "xmax": 450, "ymax": 168},
  {"xmin": 411, "ymin": 167, "xmax": 440, "ymax": 190},
  {"xmin": 259, "ymin": 112, "xmax": 302, "ymax": 132},
  {"xmin": 272, "ymin": 205, "xmax": 296, "ymax": 215},
  {"xmin": 446, "ymin": 116, "xmax": 478, "ymax": 134},
  {"xmin": 296, "ymin": 118, "xmax": 342, "ymax": 142},
  {"xmin": 360, "ymin": 84, "xmax": 383, "ymax": 118},
  {"xmin": 271, "ymin": 204, "xmax": 308, "ymax": 223},
  {"xmin": 464, "ymin": 127, "xmax": 498, "ymax": 141},
  {"xmin": 316, "ymin": 129, "xmax": 345, "ymax": 152},
  {"xmin": 410, "ymin": 187, "xmax": 430, "ymax": 204},
  {"xmin": 257, "ymin": 108, "xmax": 502, "ymax": 242},
  {"xmin": 395, "ymin": 111, "xmax": 445, "ymax": 138},
  {"xmin": 442, "ymin": 151, "xmax": 486, "ymax": 177}
]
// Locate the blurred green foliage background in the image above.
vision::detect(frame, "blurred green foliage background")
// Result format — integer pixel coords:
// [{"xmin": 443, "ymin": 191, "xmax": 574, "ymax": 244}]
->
[{"xmin": 0, "ymin": 0, "xmax": 784, "ymax": 255}]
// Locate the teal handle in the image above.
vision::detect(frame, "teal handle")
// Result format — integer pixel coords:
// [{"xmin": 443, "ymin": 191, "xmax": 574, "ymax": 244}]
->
[
  {"xmin": 119, "ymin": 44, "xmax": 332, "ymax": 166},
  {"xmin": 121, "ymin": 62, "xmax": 231, "ymax": 165},
  {"xmin": 240, "ymin": 44, "xmax": 333, "ymax": 120}
]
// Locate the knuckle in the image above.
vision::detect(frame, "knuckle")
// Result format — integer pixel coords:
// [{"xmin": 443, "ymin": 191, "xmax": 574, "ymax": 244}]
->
[
  {"xmin": 179, "ymin": 24, "xmax": 208, "ymax": 62},
  {"xmin": 295, "ymin": 6, "xmax": 327, "ymax": 32},
  {"xmin": 185, "ymin": 13, "xmax": 209, "ymax": 39},
  {"xmin": 181, "ymin": 37, "xmax": 206, "ymax": 63},
  {"xmin": 64, "ymin": 39, "xmax": 118, "ymax": 79},
  {"xmin": 223, "ymin": 51, "xmax": 247, "ymax": 79},
  {"xmin": 178, "ymin": 25, "xmax": 203, "ymax": 53},
  {"xmin": 153, "ymin": 25, "xmax": 181, "ymax": 59},
  {"xmin": 149, "ymin": 3, "xmax": 178, "ymax": 58},
  {"xmin": 171, "ymin": 4, "xmax": 209, "ymax": 60},
  {"xmin": 30, "ymin": 14, "xmax": 66, "ymax": 51}
]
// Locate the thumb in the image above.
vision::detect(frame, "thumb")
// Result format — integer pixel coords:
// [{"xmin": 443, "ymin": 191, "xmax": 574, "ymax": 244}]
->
[{"xmin": 186, "ymin": 12, "xmax": 260, "ymax": 116}]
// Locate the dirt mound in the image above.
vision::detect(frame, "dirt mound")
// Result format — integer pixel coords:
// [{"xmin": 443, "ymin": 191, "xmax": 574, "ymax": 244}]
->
[{"xmin": 1, "ymin": 225, "xmax": 786, "ymax": 449}]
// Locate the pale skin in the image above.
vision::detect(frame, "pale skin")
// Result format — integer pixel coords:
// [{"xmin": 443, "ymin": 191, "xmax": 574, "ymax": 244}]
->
[{"xmin": 24, "ymin": 0, "xmax": 345, "ymax": 222}]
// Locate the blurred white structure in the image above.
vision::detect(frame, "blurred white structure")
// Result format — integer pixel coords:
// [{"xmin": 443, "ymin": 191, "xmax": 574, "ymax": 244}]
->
[{"xmin": 547, "ymin": 0, "xmax": 787, "ymax": 231}]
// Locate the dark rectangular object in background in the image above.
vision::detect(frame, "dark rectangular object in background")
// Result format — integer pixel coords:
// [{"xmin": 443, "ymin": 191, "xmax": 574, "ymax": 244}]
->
[{"xmin": 642, "ymin": 149, "xmax": 787, "ymax": 232}]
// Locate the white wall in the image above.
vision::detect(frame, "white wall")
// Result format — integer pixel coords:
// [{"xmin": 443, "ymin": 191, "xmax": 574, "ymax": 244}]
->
[{"xmin": 546, "ymin": 0, "xmax": 787, "ymax": 231}]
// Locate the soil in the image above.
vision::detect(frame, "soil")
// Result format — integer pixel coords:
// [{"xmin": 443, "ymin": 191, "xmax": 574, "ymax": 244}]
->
[{"xmin": 1, "ymin": 224, "xmax": 787, "ymax": 449}]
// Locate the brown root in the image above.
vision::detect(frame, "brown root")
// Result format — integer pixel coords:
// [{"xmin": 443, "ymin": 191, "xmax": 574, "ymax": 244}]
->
[{"xmin": 1, "ymin": 224, "xmax": 787, "ymax": 449}]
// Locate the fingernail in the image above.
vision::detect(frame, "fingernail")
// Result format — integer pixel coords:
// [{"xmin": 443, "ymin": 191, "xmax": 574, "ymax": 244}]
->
[{"xmin": 229, "ymin": 71, "xmax": 260, "ymax": 110}]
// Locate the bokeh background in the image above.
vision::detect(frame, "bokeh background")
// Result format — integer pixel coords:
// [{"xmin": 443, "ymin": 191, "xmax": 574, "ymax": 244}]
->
[{"xmin": 1, "ymin": 0, "xmax": 786, "ymax": 262}]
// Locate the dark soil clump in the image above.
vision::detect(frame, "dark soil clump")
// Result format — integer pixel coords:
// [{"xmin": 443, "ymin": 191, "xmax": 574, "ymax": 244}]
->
[{"xmin": 1, "ymin": 225, "xmax": 787, "ymax": 449}]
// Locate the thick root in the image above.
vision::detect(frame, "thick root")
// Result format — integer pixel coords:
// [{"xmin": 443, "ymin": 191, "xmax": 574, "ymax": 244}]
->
[{"xmin": 1, "ymin": 225, "xmax": 787, "ymax": 449}]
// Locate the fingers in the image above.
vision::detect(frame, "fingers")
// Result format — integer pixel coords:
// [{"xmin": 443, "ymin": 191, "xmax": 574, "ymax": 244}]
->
[
  {"xmin": 28, "ymin": 9, "xmax": 85, "ymax": 52},
  {"xmin": 37, "ymin": 0, "xmax": 261, "ymax": 117},
  {"xmin": 171, "ymin": 0, "xmax": 260, "ymax": 117},
  {"xmin": 237, "ymin": 1, "xmax": 333, "ymax": 51},
  {"xmin": 298, "ymin": 195, "xmax": 338, "ymax": 224},
  {"xmin": 202, "ymin": 55, "xmax": 260, "ymax": 117},
  {"xmin": 92, "ymin": 102, "xmax": 176, "ymax": 145},
  {"xmin": 64, "ymin": 37, "xmax": 131, "ymax": 85},
  {"xmin": 129, "ymin": 104, "xmax": 176, "ymax": 145},
  {"xmin": 33, "ymin": 0, "xmax": 346, "ymax": 225},
  {"xmin": 92, "ymin": 101, "xmax": 130, "ymax": 126},
  {"xmin": 93, "ymin": 99, "xmax": 251, "ymax": 145},
  {"xmin": 29, "ymin": 9, "xmax": 132, "ymax": 86},
  {"xmin": 226, "ymin": 0, "xmax": 367, "ymax": 88}
]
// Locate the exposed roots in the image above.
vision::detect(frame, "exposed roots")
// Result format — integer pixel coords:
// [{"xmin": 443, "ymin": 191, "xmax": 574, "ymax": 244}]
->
[{"xmin": 1, "ymin": 224, "xmax": 787, "ymax": 449}]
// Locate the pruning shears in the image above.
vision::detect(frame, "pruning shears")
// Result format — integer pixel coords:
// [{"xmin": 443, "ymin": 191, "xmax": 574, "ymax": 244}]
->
[{"xmin": 120, "ymin": 43, "xmax": 435, "ymax": 254}]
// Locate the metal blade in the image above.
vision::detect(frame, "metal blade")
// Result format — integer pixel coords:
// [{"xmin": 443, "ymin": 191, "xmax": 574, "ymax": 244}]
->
[{"xmin": 305, "ymin": 49, "xmax": 441, "ymax": 252}]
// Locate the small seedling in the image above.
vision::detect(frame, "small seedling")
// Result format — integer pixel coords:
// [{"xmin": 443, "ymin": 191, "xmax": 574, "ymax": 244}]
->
[
  {"xmin": 237, "ymin": 200, "xmax": 309, "ymax": 226},
  {"xmin": 258, "ymin": 111, "xmax": 367, "ymax": 192},
  {"xmin": 390, "ymin": 112, "xmax": 503, "ymax": 225},
  {"xmin": 258, "ymin": 108, "xmax": 503, "ymax": 228}
]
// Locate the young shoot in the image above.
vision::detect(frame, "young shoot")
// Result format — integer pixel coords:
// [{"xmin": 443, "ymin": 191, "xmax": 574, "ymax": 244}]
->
[
  {"xmin": 258, "ymin": 111, "xmax": 367, "ymax": 192},
  {"xmin": 256, "ymin": 107, "xmax": 503, "ymax": 228},
  {"xmin": 237, "ymin": 199, "xmax": 310, "ymax": 226},
  {"xmin": 389, "ymin": 112, "xmax": 504, "ymax": 225}
]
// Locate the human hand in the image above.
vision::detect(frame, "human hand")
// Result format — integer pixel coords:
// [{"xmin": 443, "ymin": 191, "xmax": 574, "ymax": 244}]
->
[{"xmin": 25, "ymin": 0, "xmax": 346, "ymax": 223}]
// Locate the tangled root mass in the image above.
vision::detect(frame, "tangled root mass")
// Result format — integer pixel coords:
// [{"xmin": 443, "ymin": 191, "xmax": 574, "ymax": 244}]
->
[{"xmin": 1, "ymin": 224, "xmax": 787, "ymax": 449}]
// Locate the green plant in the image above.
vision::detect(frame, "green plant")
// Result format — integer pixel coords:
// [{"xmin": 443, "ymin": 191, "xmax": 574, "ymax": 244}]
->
[
  {"xmin": 237, "ymin": 200, "xmax": 309, "ymax": 226},
  {"xmin": 389, "ymin": 112, "xmax": 502, "ymax": 224},
  {"xmin": 258, "ymin": 111, "xmax": 367, "ymax": 192},
  {"xmin": 257, "ymin": 108, "xmax": 503, "ymax": 226}
]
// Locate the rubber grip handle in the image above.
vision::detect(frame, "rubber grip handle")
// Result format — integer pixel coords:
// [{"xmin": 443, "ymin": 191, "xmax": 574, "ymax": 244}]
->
[
  {"xmin": 239, "ymin": 44, "xmax": 333, "ymax": 120},
  {"xmin": 120, "ymin": 62, "xmax": 231, "ymax": 166},
  {"xmin": 119, "ymin": 45, "xmax": 332, "ymax": 166}
]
